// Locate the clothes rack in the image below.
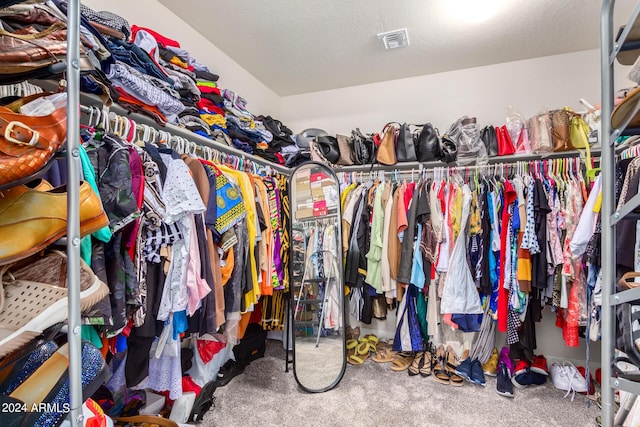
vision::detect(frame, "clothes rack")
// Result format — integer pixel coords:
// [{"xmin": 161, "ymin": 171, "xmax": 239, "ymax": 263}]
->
[
  {"xmin": 66, "ymin": 0, "xmax": 83, "ymax": 425},
  {"xmin": 76, "ymin": 99, "xmax": 291, "ymax": 175},
  {"xmin": 600, "ymin": 2, "xmax": 640, "ymax": 426}
]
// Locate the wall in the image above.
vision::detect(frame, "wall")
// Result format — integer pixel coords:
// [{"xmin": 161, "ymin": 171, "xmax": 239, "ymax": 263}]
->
[
  {"xmin": 82, "ymin": 0, "xmax": 280, "ymax": 116},
  {"xmin": 280, "ymin": 48, "xmax": 632, "ymax": 136}
]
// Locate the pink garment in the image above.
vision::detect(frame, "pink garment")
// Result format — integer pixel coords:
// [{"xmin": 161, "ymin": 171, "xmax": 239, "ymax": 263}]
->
[
  {"xmin": 186, "ymin": 215, "xmax": 211, "ymax": 316},
  {"xmin": 546, "ymin": 188, "xmax": 564, "ymax": 267},
  {"xmin": 397, "ymin": 183, "xmax": 408, "ymax": 236}
]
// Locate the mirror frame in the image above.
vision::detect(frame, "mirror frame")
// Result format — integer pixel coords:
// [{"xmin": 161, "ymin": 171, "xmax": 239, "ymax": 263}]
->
[{"xmin": 289, "ymin": 161, "xmax": 347, "ymax": 393}]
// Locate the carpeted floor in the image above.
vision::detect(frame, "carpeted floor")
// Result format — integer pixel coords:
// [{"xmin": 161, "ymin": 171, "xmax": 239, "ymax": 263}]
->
[{"xmin": 202, "ymin": 340, "xmax": 600, "ymax": 427}]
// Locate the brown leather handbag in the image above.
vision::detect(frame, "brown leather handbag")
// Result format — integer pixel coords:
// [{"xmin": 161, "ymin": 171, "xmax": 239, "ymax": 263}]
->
[
  {"xmin": 376, "ymin": 123, "xmax": 398, "ymax": 165},
  {"xmin": 551, "ymin": 109, "xmax": 575, "ymax": 152},
  {"xmin": 0, "ymin": 93, "xmax": 67, "ymax": 189},
  {"xmin": 0, "ymin": 23, "xmax": 67, "ymax": 74}
]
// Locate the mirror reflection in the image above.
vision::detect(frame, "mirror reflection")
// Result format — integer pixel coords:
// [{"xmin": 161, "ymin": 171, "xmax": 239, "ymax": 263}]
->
[{"xmin": 290, "ymin": 162, "xmax": 346, "ymax": 392}]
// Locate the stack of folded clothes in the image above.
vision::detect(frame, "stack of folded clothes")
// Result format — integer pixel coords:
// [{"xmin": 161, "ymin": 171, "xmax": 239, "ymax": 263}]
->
[
  {"xmin": 0, "ymin": 1, "xmax": 300, "ymax": 165},
  {"xmin": 76, "ymin": 3, "xmax": 299, "ymax": 165}
]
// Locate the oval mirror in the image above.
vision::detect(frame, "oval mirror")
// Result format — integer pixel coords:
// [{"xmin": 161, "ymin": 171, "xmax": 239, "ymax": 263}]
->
[{"xmin": 289, "ymin": 161, "xmax": 346, "ymax": 392}]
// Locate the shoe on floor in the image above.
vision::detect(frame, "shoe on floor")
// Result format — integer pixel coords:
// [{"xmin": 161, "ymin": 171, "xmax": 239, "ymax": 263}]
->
[
  {"xmin": 0, "ymin": 250, "xmax": 109, "ymax": 358},
  {"xmin": 470, "ymin": 359, "xmax": 486, "ymax": 387},
  {"xmin": 482, "ymin": 347, "xmax": 498, "ymax": 377},
  {"xmin": 550, "ymin": 362, "xmax": 588, "ymax": 395},
  {"xmin": 496, "ymin": 362, "xmax": 514, "ymax": 398},
  {"xmin": 531, "ymin": 354, "xmax": 549, "ymax": 376},
  {"xmin": 513, "ymin": 359, "xmax": 531, "ymax": 376},
  {"xmin": 454, "ymin": 357, "xmax": 473, "ymax": 382},
  {"xmin": 0, "ymin": 181, "xmax": 109, "ymax": 265},
  {"xmin": 216, "ymin": 359, "xmax": 246, "ymax": 387},
  {"xmin": 529, "ymin": 370, "xmax": 548, "ymax": 386},
  {"xmin": 512, "ymin": 368, "xmax": 533, "ymax": 389}
]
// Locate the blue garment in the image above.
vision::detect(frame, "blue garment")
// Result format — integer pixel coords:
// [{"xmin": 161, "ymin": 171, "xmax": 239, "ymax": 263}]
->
[{"xmin": 410, "ymin": 223, "xmax": 425, "ymax": 289}]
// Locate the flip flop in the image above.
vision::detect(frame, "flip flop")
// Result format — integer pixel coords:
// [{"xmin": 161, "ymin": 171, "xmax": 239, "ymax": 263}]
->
[
  {"xmin": 372, "ymin": 347, "xmax": 397, "ymax": 363},
  {"xmin": 390, "ymin": 354, "xmax": 412, "ymax": 372}
]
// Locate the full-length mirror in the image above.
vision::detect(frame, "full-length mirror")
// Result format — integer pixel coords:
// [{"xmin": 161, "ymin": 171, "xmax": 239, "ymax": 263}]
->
[{"xmin": 290, "ymin": 162, "xmax": 346, "ymax": 392}]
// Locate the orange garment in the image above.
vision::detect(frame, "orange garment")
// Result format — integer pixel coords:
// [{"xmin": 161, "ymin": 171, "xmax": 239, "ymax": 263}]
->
[
  {"xmin": 237, "ymin": 311, "xmax": 252, "ymax": 340},
  {"xmin": 220, "ymin": 247, "xmax": 234, "ymax": 286}
]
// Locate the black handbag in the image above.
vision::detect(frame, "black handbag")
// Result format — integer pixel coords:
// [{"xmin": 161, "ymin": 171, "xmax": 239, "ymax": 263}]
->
[
  {"xmin": 440, "ymin": 135, "xmax": 458, "ymax": 163},
  {"xmin": 351, "ymin": 128, "xmax": 375, "ymax": 165},
  {"xmin": 314, "ymin": 135, "xmax": 340, "ymax": 164},
  {"xmin": 480, "ymin": 125, "xmax": 498, "ymax": 156},
  {"xmin": 415, "ymin": 123, "xmax": 442, "ymax": 161},
  {"xmin": 396, "ymin": 123, "xmax": 417, "ymax": 162}
]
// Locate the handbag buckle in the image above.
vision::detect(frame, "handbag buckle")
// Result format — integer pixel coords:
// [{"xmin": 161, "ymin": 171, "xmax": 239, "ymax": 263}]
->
[{"xmin": 5, "ymin": 121, "xmax": 39, "ymax": 146}]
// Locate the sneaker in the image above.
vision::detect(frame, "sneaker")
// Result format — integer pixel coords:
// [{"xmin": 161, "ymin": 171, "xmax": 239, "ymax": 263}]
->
[
  {"xmin": 482, "ymin": 348, "xmax": 498, "ymax": 377},
  {"xmin": 512, "ymin": 369, "xmax": 533, "ymax": 389},
  {"xmin": 470, "ymin": 359, "xmax": 486, "ymax": 387},
  {"xmin": 576, "ymin": 366, "xmax": 595, "ymax": 395},
  {"xmin": 454, "ymin": 357, "xmax": 473, "ymax": 382},
  {"xmin": 514, "ymin": 359, "xmax": 531, "ymax": 376},
  {"xmin": 529, "ymin": 370, "xmax": 548, "ymax": 386},
  {"xmin": 550, "ymin": 362, "xmax": 571, "ymax": 391},
  {"xmin": 531, "ymin": 354, "xmax": 549, "ymax": 376},
  {"xmin": 499, "ymin": 347, "xmax": 514, "ymax": 375},
  {"xmin": 496, "ymin": 362, "xmax": 514, "ymax": 398}
]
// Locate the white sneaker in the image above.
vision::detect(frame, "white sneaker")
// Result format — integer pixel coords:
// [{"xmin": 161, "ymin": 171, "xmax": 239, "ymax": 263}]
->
[
  {"xmin": 550, "ymin": 362, "xmax": 571, "ymax": 391},
  {"xmin": 563, "ymin": 362, "xmax": 588, "ymax": 393}
]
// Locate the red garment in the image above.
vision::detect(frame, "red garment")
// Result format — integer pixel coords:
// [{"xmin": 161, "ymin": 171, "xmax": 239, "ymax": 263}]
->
[
  {"xmin": 114, "ymin": 87, "xmax": 168, "ymax": 123},
  {"xmin": 197, "ymin": 339, "xmax": 227, "ymax": 364},
  {"xmin": 130, "ymin": 25, "xmax": 180, "ymax": 48},
  {"xmin": 497, "ymin": 181, "xmax": 516, "ymax": 333},
  {"xmin": 404, "ymin": 182, "xmax": 416, "ymax": 211},
  {"xmin": 198, "ymin": 85, "xmax": 221, "ymax": 95},
  {"xmin": 196, "ymin": 98, "xmax": 225, "ymax": 116}
]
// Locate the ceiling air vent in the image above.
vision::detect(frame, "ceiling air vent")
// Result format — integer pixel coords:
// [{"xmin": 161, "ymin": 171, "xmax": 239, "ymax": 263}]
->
[{"xmin": 377, "ymin": 28, "xmax": 410, "ymax": 50}]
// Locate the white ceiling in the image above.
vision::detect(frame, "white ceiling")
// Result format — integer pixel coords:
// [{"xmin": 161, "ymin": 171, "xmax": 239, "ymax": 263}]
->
[{"xmin": 158, "ymin": 0, "xmax": 636, "ymax": 96}]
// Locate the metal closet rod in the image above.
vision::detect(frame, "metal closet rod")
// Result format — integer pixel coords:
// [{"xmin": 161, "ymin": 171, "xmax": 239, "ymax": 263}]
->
[
  {"xmin": 333, "ymin": 148, "xmax": 599, "ymax": 174},
  {"xmin": 77, "ymin": 104, "xmax": 291, "ymax": 175}
]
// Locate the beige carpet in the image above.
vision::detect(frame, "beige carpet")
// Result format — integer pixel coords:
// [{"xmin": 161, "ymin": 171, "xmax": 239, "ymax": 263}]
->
[{"xmin": 202, "ymin": 340, "xmax": 599, "ymax": 427}]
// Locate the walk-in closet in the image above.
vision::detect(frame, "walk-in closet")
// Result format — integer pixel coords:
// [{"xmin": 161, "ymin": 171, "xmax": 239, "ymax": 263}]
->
[{"xmin": 0, "ymin": 1, "xmax": 639, "ymax": 426}]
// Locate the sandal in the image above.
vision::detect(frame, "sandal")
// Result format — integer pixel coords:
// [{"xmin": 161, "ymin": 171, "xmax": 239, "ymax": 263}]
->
[
  {"xmin": 346, "ymin": 326, "xmax": 361, "ymax": 341},
  {"xmin": 420, "ymin": 349, "xmax": 434, "ymax": 377},
  {"xmin": 390, "ymin": 353, "xmax": 413, "ymax": 372},
  {"xmin": 433, "ymin": 345, "xmax": 450, "ymax": 385},
  {"xmin": 408, "ymin": 352, "xmax": 425, "ymax": 376},
  {"xmin": 445, "ymin": 346, "xmax": 464, "ymax": 387},
  {"xmin": 372, "ymin": 347, "xmax": 397, "ymax": 363},
  {"xmin": 114, "ymin": 415, "xmax": 179, "ymax": 426}
]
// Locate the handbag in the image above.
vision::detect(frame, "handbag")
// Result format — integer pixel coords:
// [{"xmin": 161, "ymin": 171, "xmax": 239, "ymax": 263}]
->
[
  {"xmin": 496, "ymin": 125, "xmax": 515, "ymax": 156},
  {"xmin": 480, "ymin": 125, "xmax": 498, "ymax": 156},
  {"xmin": 570, "ymin": 112, "xmax": 594, "ymax": 176},
  {"xmin": 0, "ymin": 92, "xmax": 67, "ymax": 189},
  {"xmin": 396, "ymin": 123, "xmax": 417, "ymax": 162},
  {"xmin": 376, "ymin": 123, "xmax": 397, "ymax": 166},
  {"xmin": 351, "ymin": 128, "xmax": 375, "ymax": 165},
  {"xmin": 335, "ymin": 134, "xmax": 354, "ymax": 165},
  {"xmin": 313, "ymin": 135, "xmax": 340, "ymax": 165},
  {"xmin": 440, "ymin": 135, "xmax": 458, "ymax": 163},
  {"xmin": 551, "ymin": 109, "xmax": 575, "ymax": 152},
  {"xmin": 415, "ymin": 123, "xmax": 442, "ymax": 161},
  {"xmin": 529, "ymin": 113, "xmax": 554, "ymax": 153}
]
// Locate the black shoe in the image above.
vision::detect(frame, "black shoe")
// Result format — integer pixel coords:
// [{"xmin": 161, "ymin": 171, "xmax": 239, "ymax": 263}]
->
[
  {"xmin": 188, "ymin": 379, "xmax": 217, "ymax": 423},
  {"xmin": 529, "ymin": 370, "xmax": 547, "ymax": 386},
  {"xmin": 496, "ymin": 362, "xmax": 514, "ymax": 398},
  {"xmin": 215, "ymin": 359, "xmax": 246, "ymax": 387}
]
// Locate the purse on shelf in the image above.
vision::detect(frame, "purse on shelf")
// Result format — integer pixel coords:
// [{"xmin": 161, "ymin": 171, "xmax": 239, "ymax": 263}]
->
[
  {"xmin": 335, "ymin": 134, "xmax": 355, "ymax": 166},
  {"xmin": 376, "ymin": 123, "xmax": 398, "ymax": 166},
  {"xmin": 351, "ymin": 128, "xmax": 375, "ymax": 165},
  {"xmin": 396, "ymin": 122, "xmax": 417, "ymax": 162},
  {"xmin": 313, "ymin": 135, "xmax": 340, "ymax": 165},
  {"xmin": 551, "ymin": 108, "xmax": 575, "ymax": 152},
  {"xmin": 495, "ymin": 125, "xmax": 515, "ymax": 156},
  {"xmin": 0, "ymin": 92, "xmax": 67, "ymax": 189},
  {"xmin": 415, "ymin": 123, "xmax": 442, "ymax": 161},
  {"xmin": 480, "ymin": 125, "xmax": 498, "ymax": 156},
  {"xmin": 440, "ymin": 134, "xmax": 458, "ymax": 163},
  {"xmin": 528, "ymin": 113, "xmax": 554, "ymax": 153}
]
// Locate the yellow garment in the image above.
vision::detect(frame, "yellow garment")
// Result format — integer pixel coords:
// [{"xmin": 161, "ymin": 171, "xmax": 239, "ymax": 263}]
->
[
  {"xmin": 594, "ymin": 190, "xmax": 602, "ymax": 213},
  {"xmin": 254, "ymin": 177, "xmax": 273, "ymax": 297},
  {"xmin": 450, "ymin": 184, "xmax": 463, "ymax": 241},
  {"xmin": 169, "ymin": 56, "xmax": 189, "ymax": 69},
  {"xmin": 219, "ymin": 165, "xmax": 260, "ymax": 310},
  {"xmin": 200, "ymin": 114, "xmax": 227, "ymax": 127},
  {"xmin": 341, "ymin": 183, "xmax": 356, "ymax": 210}
]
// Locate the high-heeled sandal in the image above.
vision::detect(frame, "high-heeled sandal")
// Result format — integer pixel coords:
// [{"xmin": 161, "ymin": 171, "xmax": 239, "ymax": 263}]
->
[
  {"xmin": 433, "ymin": 344, "xmax": 450, "ymax": 385},
  {"xmin": 445, "ymin": 345, "xmax": 464, "ymax": 387},
  {"xmin": 408, "ymin": 351, "xmax": 424, "ymax": 376},
  {"xmin": 420, "ymin": 346, "xmax": 435, "ymax": 377}
]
